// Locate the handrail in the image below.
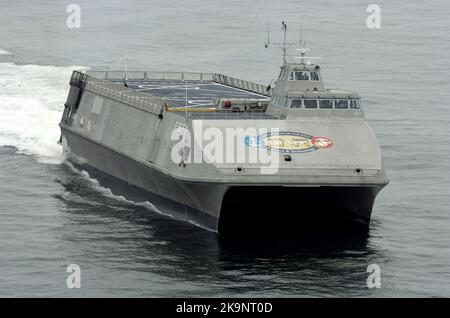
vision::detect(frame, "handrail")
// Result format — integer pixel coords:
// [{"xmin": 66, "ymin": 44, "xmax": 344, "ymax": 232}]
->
[
  {"xmin": 84, "ymin": 70, "xmax": 271, "ymax": 97},
  {"xmin": 72, "ymin": 70, "xmax": 272, "ymax": 119},
  {"xmin": 85, "ymin": 70, "xmax": 215, "ymax": 82},
  {"xmin": 211, "ymin": 73, "xmax": 270, "ymax": 97},
  {"xmin": 70, "ymin": 71, "xmax": 165, "ymax": 116}
]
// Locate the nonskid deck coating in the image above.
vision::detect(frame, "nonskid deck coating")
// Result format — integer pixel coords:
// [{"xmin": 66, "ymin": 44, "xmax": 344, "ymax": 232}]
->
[{"xmin": 113, "ymin": 79, "xmax": 269, "ymax": 108}]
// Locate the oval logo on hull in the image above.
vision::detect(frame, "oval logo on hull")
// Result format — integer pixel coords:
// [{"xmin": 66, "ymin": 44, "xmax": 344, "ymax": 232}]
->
[{"xmin": 245, "ymin": 131, "xmax": 333, "ymax": 153}]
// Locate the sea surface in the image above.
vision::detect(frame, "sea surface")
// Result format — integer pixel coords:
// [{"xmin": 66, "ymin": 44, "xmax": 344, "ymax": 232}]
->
[{"xmin": 0, "ymin": 0, "xmax": 449, "ymax": 297}]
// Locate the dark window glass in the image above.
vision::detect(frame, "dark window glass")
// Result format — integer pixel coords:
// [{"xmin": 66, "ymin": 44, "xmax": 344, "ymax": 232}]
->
[
  {"xmin": 295, "ymin": 71, "xmax": 309, "ymax": 80},
  {"xmin": 291, "ymin": 100, "xmax": 302, "ymax": 108},
  {"xmin": 319, "ymin": 99, "xmax": 333, "ymax": 109},
  {"xmin": 350, "ymin": 99, "xmax": 361, "ymax": 109},
  {"xmin": 310, "ymin": 72, "xmax": 320, "ymax": 81},
  {"xmin": 304, "ymin": 99, "xmax": 317, "ymax": 109},
  {"xmin": 336, "ymin": 100, "xmax": 349, "ymax": 109}
]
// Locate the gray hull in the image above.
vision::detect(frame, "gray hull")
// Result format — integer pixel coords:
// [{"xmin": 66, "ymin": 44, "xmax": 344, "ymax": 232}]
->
[
  {"xmin": 62, "ymin": 127, "xmax": 224, "ymax": 230},
  {"xmin": 62, "ymin": 127, "xmax": 382, "ymax": 237}
]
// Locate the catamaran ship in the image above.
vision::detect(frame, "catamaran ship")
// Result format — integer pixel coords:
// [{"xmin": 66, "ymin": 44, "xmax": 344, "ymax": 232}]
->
[{"xmin": 59, "ymin": 24, "xmax": 388, "ymax": 237}]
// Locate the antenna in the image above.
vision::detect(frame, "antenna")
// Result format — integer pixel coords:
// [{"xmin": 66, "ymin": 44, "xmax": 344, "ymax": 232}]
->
[
  {"xmin": 265, "ymin": 21, "xmax": 321, "ymax": 65},
  {"xmin": 265, "ymin": 21, "xmax": 297, "ymax": 64},
  {"xmin": 124, "ymin": 45, "xmax": 128, "ymax": 81},
  {"xmin": 336, "ymin": 55, "xmax": 341, "ymax": 88},
  {"xmin": 105, "ymin": 54, "xmax": 139, "ymax": 81},
  {"xmin": 185, "ymin": 74, "xmax": 188, "ymax": 119},
  {"xmin": 184, "ymin": 59, "xmax": 188, "ymax": 119},
  {"xmin": 299, "ymin": 23, "xmax": 305, "ymax": 46},
  {"xmin": 281, "ymin": 21, "xmax": 287, "ymax": 64}
]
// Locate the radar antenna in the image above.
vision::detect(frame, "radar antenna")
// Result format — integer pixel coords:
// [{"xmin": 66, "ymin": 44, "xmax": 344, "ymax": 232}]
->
[{"xmin": 294, "ymin": 48, "xmax": 321, "ymax": 65}]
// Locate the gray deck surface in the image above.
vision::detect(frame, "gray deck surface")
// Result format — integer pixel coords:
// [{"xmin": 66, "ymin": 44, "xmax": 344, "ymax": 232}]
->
[{"xmin": 115, "ymin": 80, "xmax": 268, "ymax": 107}]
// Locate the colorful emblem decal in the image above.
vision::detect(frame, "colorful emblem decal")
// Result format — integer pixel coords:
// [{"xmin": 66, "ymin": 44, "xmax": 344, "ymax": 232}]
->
[{"xmin": 245, "ymin": 131, "xmax": 333, "ymax": 154}]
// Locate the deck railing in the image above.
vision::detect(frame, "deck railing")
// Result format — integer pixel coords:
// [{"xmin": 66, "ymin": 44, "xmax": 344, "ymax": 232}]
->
[
  {"xmin": 70, "ymin": 70, "xmax": 272, "ymax": 119},
  {"xmin": 211, "ymin": 73, "xmax": 270, "ymax": 97},
  {"xmin": 85, "ymin": 70, "xmax": 271, "ymax": 97},
  {"xmin": 70, "ymin": 71, "xmax": 165, "ymax": 116}
]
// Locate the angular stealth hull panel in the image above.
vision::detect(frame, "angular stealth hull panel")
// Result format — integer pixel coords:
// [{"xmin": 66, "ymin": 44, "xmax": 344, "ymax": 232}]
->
[{"xmin": 61, "ymin": 127, "xmax": 225, "ymax": 230}]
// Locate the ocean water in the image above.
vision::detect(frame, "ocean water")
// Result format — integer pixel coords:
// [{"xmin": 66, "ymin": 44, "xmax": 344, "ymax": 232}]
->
[{"xmin": 0, "ymin": 0, "xmax": 449, "ymax": 297}]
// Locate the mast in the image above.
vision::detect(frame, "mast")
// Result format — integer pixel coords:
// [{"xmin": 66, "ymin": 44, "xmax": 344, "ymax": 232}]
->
[
  {"xmin": 282, "ymin": 21, "xmax": 287, "ymax": 64},
  {"xmin": 299, "ymin": 23, "xmax": 304, "ymax": 46},
  {"xmin": 265, "ymin": 21, "xmax": 297, "ymax": 64},
  {"xmin": 125, "ymin": 57, "xmax": 128, "ymax": 81}
]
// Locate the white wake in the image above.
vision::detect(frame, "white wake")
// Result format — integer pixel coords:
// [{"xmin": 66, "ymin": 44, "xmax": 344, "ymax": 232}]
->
[{"xmin": 0, "ymin": 61, "xmax": 85, "ymax": 164}]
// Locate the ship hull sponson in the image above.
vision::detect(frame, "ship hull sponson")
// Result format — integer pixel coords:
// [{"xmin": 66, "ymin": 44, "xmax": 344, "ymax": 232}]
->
[{"xmin": 61, "ymin": 128, "xmax": 384, "ymax": 237}]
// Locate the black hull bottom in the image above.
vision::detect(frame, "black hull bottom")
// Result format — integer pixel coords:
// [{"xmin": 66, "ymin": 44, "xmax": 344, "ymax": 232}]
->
[{"xmin": 219, "ymin": 186, "xmax": 381, "ymax": 238}]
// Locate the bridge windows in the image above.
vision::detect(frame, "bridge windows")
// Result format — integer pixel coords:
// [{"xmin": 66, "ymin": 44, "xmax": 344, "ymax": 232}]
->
[
  {"xmin": 295, "ymin": 71, "xmax": 310, "ymax": 81},
  {"xmin": 310, "ymin": 72, "xmax": 320, "ymax": 81},
  {"xmin": 286, "ymin": 98, "xmax": 361, "ymax": 110},
  {"xmin": 350, "ymin": 99, "xmax": 361, "ymax": 109},
  {"xmin": 274, "ymin": 97, "xmax": 361, "ymax": 109},
  {"xmin": 304, "ymin": 99, "xmax": 318, "ymax": 109},
  {"xmin": 291, "ymin": 99, "xmax": 302, "ymax": 108},
  {"xmin": 319, "ymin": 99, "xmax": 333, "ymax": 109},
  {"xmin": 288, "ymin": 71, "xmax": 310, "ymax": 81},
  {"xmin": 288, "ymin": 71, "xmax": 321, "ymax": 81},
  {"xmin": 335, "ymin": 99, "xmax": 349, "ymax": 109}
]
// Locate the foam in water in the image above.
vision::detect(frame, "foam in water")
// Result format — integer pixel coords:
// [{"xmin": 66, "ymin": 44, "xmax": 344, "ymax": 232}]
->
[
  {"xmin": 0, "ymin": 56, "xmax": 215, "ymax": 232},
  {"xmin": 0, "ymin": 49, "xmax": 13, "ymax": 55},
  {"xmin": 65, "ymin": 161, "xmax": 217, "ymax": 232},
  {"xmin": 0, "ymin": 60, "xmax": 86, "ymax": 164},
  {"xmin": 64, "ymin": 161, "xmax": 173, "ymax": 218}
]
